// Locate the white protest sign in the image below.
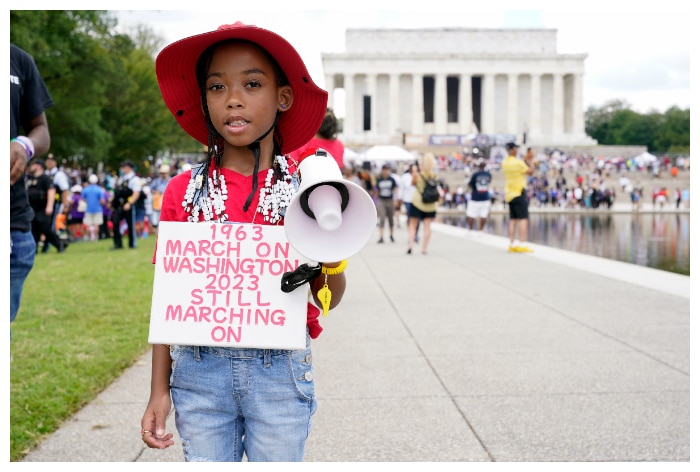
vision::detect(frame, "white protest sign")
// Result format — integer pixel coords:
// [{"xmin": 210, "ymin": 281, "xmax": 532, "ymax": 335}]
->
[{"xmin": 149, "ymin": 221, "xmax": 311, "ymax": 349}]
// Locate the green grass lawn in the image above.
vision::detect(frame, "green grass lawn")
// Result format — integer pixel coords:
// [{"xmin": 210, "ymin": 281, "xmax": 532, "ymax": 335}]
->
[{"xmin": 10, "ymin": 235, "xmax": 157, "ymax": 462}]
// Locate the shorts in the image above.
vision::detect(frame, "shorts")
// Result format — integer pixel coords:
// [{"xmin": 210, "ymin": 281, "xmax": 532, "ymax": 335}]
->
[
  {"xmin": 150, "ymin": 210, "xmax": 161, "ymax": 227},
  {"xmin": 408, "ymin": 205, "xmax": 436, "ymax": 220},
  {"xmin": 466, "ymin": 200, "xmax": 491, "ymax": 219},
  {"xmin": 508, "ymin": 194, "xmax": 529, "ymax": 220},
  {"xmin": 83, "ymin": 212, "xmax": 104, "ymax": 227}
]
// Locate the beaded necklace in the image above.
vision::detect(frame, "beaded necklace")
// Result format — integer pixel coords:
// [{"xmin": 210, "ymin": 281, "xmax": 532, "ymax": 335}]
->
[{"xmin": 181, "ymin": 155, "xmax": 298, "ymax": 224}]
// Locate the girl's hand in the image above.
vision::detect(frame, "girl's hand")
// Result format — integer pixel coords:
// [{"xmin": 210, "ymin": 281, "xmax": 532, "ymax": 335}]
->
[{"xmin": 140, "ymin": 392, "xmax": 175, "ymax": 449}]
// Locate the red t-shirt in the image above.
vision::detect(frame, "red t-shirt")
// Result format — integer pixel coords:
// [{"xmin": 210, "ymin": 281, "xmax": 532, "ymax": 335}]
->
[
  {"xmin": 154, "ymin": 162, "xmax": 323, "ymax": 339},
  {"xmin": 290, "ymin": 137, "xmax": 345, "ymax": 169}
]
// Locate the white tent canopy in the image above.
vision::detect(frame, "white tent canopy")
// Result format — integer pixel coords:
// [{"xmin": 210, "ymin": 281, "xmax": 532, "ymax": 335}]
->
[
  {"xmin": 362, "ymin": 145, "xmax": 415, "ymax": 162},
  {"xmin": 344, "ymin": 148, "xmax": 360, "ymax": 160},
  {"xmin": 633, "ymin": 151, "xmax": 658, "ymax": 166},
  {"xmin": 343, "ymin": 148, "xmax": 361, "ymax": 167}
]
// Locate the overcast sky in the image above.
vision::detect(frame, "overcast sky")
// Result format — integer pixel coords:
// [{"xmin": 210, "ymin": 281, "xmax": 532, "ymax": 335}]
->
[{"xmin": 113, "ymin": 1, "xmax": 691, "ymax": 116}]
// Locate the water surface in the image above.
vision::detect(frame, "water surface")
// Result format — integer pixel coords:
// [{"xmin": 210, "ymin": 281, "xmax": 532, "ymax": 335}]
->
[{"xmin": 437, "ymin": 212, "xmax": 690, "ymax": 276}]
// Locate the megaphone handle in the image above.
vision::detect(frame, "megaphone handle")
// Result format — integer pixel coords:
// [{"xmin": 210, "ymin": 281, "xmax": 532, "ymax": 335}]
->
[{"xmin": 280, "ymin": 263, "xmax": 322, "ymax": 293}]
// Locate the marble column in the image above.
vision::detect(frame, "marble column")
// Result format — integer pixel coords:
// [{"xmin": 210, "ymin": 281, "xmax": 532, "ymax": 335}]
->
[
  {"xmin": 571, "ymin": 73, "xmax": 584, "ymax": 135},
  {"xmin": 389, "ymin": 73, "xmax": 400, "ymax": 141},
  {"xmin": 435, "ymin": 73, "xmax": 447, "ymax": 134},
  {"xmin": 552, "ymin": 73, "xmax": 564, "ymax": 136},
  {"xmin": 343, "ymin": 73, "xmax": 355, "ymax": 136},
  {"xmin": 459, "ymin": 73, "xmax": 473, "ymax": 135},
  {"xmin": 366, "ymin": 74, "xmax": 378, "ymax": 133},
  {"xmin": 481, "ymin": 73, "xmax": 495, "ymax": 134},
  {"xmin": 325, "ymin": 74, "xmax": 334, "ymax": 110},
  {"xmin": 411, "ymin": 73, "xmax": 423, "ymax": 134},
  {"xmin": 507, "ymin": 73, "xmax": 518, "ymax": 135},
  {"xmin": 529, "ymin": 73, "xmax": 542, "ymax": 138}
]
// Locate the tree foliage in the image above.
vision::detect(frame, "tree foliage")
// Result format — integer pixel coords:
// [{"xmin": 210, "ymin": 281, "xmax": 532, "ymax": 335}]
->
[
  {"xmin": 10, "ymin": 10, "xmax": 198, "ymax": 174},
  {"xmin": 585, "ymin": 100, "xmax": 689, "ymax": 155}
]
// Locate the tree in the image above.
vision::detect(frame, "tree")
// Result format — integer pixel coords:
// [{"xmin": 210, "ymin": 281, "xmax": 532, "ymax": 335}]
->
[
  {"xmin": 585, "ymin": 99, "xmax": 689, "ymax": 154},
  {"xmin": 11, "ymin": 11, "xmax": 116, "ymax": 167},
  {"xmin": 10, "ymin": 10, "xmax": 199, "ymax": 174},
  {"xmin": 654, "ymin": 107, "xmax": 690, "ymax": 155},
  {"xmin": 584, "ymin": 99, "xmax": 632, "ymax": 144}
]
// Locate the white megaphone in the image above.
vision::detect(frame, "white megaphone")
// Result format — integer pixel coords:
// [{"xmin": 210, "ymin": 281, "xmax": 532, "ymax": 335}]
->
[{"xmin": 284, "ymin": 149, "xmax": 377, "ymax": 262}]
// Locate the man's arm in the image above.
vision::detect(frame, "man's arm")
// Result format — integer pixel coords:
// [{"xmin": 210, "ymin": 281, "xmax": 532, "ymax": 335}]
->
[
  {"xmin": 26, "ymin": 112, "xmax": 51, "ymax": 157},
  {"xmin": 46, "ymin": 186, "xmax": 56, "ymax": 215},
  {"xmin": 123, "ymin": 184, "xmax": 141, "ymax": 211},
  {"xmin": 10, "ymin": 113, "xmax": 50, "ymax": 185}
]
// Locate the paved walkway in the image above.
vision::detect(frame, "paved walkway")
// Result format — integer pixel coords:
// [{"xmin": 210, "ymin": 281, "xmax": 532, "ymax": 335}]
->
[{"xmin": 21, "ymin": 219, "xmax": 690, "ymax": 462}]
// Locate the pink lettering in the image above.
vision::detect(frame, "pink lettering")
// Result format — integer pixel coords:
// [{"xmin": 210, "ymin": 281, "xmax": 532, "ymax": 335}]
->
[{"xmin": 211, "ymin": 325, "xmax": 242, "ymax": 343}]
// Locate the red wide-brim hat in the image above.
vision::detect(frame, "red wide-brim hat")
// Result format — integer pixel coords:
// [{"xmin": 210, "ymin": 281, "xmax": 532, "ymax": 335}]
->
[{"xmin": 156, "ymin": 22, "xmax": 328, "ymax": 155}]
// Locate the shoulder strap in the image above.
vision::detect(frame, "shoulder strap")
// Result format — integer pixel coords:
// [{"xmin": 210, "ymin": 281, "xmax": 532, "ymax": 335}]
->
[{"xmin": 420, "ymin": 173, "xmax": 435, "ymax": 185}]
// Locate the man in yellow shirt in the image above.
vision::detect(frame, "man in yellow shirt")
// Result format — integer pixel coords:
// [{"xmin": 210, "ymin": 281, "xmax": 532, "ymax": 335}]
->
[{"xmin": 501, "ymin": 142, "xmax": 535, "ymax": 252}]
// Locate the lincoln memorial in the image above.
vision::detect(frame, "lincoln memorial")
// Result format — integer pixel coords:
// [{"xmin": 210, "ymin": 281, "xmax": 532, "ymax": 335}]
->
[{"xmin": 321, "ymin": 27, "xmax": 598, "ymax": 152}]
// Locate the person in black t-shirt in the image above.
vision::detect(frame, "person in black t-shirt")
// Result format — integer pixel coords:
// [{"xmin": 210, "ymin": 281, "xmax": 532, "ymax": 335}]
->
[
  {"xmin": 465, "ymin": 159, "xmax": 493, "ymax": 233},
  {"xmin": 26, "ymin": 158, "xmax": 66, "ymax": 253},
  {"xmin": 10, "ymin": 44, "xmax": 54, "ymax": 327}
]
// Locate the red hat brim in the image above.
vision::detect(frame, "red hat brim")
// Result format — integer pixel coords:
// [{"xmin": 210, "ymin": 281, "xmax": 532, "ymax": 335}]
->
[{"xmin": 156, "ymin": 22, "xmax": 328, "ymax": 155}]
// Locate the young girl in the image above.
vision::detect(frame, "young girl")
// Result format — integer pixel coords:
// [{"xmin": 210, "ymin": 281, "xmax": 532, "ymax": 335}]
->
[{"xmin": 140, "ymin": 22, "xmax": 347, "ymax": 462}]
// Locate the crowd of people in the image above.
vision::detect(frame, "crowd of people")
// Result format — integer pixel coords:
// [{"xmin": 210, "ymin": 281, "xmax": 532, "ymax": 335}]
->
[
  {"xmin": 33, "ymin": 145, "xmax": 688, "ymax": 258},
  {"xmin": 340, "ymin": 143, "xmax": 690, "ymax": 258},
  {"xmin": 21, "ymin": 156, "xmax": 191, "ymax": 252},
  {"xmin": 413, "ymin": 147, "xmax": 690, "ymax": 213}
]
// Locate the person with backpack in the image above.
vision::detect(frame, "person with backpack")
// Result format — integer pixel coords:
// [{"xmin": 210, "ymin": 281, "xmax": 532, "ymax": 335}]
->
[{"xmin": 407, "ymin": 152, "xmax": 439, "ymax": 255}]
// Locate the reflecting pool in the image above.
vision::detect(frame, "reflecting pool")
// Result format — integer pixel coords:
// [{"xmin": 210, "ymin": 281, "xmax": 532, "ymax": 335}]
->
[{"xmin": 437, "ymin": 212, "xmax": 690, "ymax": 276}]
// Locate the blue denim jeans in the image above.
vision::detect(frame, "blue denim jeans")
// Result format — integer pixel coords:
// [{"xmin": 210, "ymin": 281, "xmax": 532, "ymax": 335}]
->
[
  {"xmin": 169, "ymin": 337, "xmax": 316, "ymax": 462},
  {"xmin": 10, "ymin": 230, "xmax": 36, "ymax": 324}
]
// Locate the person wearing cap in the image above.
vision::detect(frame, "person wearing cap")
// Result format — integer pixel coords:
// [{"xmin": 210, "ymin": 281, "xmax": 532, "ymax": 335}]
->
[
  {"xmin": 140, "ymin": 22, "xmax": 348, "ymax": 462},
  {"xmin": 465, "ymin": 158, "xmax": 493, "ymax": 234},
  {"xmin": 44, "ymin": 153, "xmax": 71, "ymax": 217},
  {"xmin": 148, "ymin": 163, "xmax": 172, "ymax": 235},
  {"xmin": 26, "ymin": 158, "xmax": 66, "ymax": 253},
  {"xmin": 11, "ymin": 44, "xmax": 54, "ymax": 329},
  {"xmin": 110, "ymin": 160, "xmax": 142, "ymax": 249},
  {"xmin": 81, "ymin": 174, "xmax": 106, "ymax": 241},
  {"xmin": 501, "ymin": 142, "xmax": 535, "ymax": 252},
  {"xmin": 67, "ymin": 184, "xmax": 86, "ymax": 241}
]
